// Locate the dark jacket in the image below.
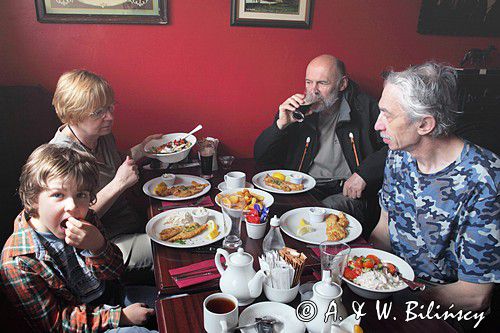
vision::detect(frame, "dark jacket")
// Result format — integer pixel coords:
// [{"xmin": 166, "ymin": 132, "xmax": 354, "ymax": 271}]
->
[{"xmin": 254, "ymin": 81, "xmax": 388, "ymax": 196}]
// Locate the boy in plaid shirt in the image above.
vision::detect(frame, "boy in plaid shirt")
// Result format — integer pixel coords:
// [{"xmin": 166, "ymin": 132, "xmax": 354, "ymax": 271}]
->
[{"xmin": 0, "ymin": 144, "xmax": 155, "ymax": 332}]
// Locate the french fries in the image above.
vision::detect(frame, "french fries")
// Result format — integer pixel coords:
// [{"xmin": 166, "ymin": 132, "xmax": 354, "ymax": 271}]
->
[{"xmin": 217, "ymin": 189, "xmax": 265, "ymax": 210}]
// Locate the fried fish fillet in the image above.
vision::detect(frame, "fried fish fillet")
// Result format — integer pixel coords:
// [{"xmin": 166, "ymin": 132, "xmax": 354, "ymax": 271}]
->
[
  {"xmin": 264, "ymin": 174, "xmax": 304, "ymax": 192},
  {"xmin": 159, "ymin": 226, "xmax": 183, "ymax": 241},
  {"xmin": 168, "ymin": 222, "xmax": 208, "ymax": 242},
  {"xmin": 171, "ymin": 181, "xmax": 209, "ymax": 197},
  {"xmin": 154, "ymin": 182, "xmax": 173, "ymax": 196},
  {"xmin": 325, "ymin": 213, "xmax": 349, "ymax": 241}
]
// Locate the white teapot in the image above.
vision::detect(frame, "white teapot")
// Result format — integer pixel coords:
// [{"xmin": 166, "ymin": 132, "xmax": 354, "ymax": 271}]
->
[
  {"xmin": 215, "ymin": 248, "xmax": 266, "ymax": 306},
  {"xmin": 305, "ymin": 281, "xmax": 348, "ymax": 333}
]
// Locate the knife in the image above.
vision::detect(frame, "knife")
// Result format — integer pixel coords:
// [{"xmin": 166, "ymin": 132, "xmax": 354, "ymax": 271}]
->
[
  {"xmin": 190, "ymin": 246, "xmax": 219, "ymax": 254},
  {"xmin": 158, "ymin": 196, "xmax": 206, "ymax": 211}
]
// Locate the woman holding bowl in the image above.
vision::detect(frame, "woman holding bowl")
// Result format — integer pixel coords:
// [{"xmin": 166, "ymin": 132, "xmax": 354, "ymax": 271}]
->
[{"xmin": 50, "ymin": 69, "xmax": 162, "ymax": 272}]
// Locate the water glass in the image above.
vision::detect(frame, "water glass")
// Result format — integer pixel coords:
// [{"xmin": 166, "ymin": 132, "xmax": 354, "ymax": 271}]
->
[
  {"xmin": 219, "ymin": 155, "xmax": 235, "ymax": 170},
  {"xmin": 320, "ymin": 241, "xmax": 350, "ymax": 285},
  {"xmin": 221, "ymin": 203, "xmax": 243, "ymax": 250}
]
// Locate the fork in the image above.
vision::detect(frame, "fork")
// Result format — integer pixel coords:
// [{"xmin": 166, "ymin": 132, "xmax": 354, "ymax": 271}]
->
[
  {"xmin": 172, "ymin": 270, "xmax": 218, "ymax": 281},
  {"xmin": 158, "ymin": 196, "xmax": 206, "ymax": 211}
]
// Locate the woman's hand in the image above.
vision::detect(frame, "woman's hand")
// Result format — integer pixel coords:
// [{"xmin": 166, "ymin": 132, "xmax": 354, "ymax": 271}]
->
[
  {"xmin": 120, "ymin": 303, "xmax": 155, "ymax": 326},
  {"xmin": 64, "ymin": 217, "xmax": 106, "ymax": 254},
  {"xmin": 130, "ymin": 133, "xmax": 163, "ymax": 160},
  {"xmin": 114, "ymin": 156, "xmax": 139, "ymax": 191}
]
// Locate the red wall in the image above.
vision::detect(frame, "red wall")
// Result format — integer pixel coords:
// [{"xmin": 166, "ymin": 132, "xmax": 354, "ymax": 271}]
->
[{"xmin": 1, "ymin": 1, "xmax": 499, "ymax": 157}]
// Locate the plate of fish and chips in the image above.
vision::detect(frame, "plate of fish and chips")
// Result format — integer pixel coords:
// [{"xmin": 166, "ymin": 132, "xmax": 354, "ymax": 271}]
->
[
  {"xmin": 279, "ymin": 207, "xmax": 362, "ymax": 245},
  {"xmin": 146, "ymin": 207, "xmax": 230, "ymax": 248},
  {"xmin": 215, "ymin": 188, "xmax": 274, "ymax": 212},
  {"xmin": 252, "ymin": 170, "xmax": 316, "ymax": 194},
  {"xmin": 142, "ymin": 174, "xmax": 211, "ymax": 201}
]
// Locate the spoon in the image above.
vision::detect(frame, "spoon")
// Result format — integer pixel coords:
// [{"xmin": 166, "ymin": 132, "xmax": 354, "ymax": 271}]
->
[
  {"xmin": 233, "ymin": 317, "xmax": 277, "ymax": 331},
  {"xmin": 180, "ymin": 124, "xmax": 202, "ymax": 140}
]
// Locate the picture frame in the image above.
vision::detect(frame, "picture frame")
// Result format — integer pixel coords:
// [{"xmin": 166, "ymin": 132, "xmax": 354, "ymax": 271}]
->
[
  {"xmin": 231, "ymin": 0, "xmax": 313, "ymax": 29},
  {"xmin": 35, "ymin": 0, "xmax": 168, "ymax": 25}
]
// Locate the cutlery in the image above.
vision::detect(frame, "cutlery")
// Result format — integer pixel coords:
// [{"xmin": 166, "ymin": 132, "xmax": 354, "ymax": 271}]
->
[
  {"xmin": 158, "ymin": 196, "xmax": 206, "ymax": 211},
  {"xmin": 180, "ymin": 124, "xmax": 203, "ymax": 141},
  {"xmin": 170, "ymin": 265, "xmax": 216, "ymax": 278},
  {"xmin": 306, "ymin": 243, "xmax": 373, "ymax": 249},
  {"xmin": 233, "ymin": 317, "xmax": 277, "ymax": 331},
  {"xmin": 190, "ymin": 246, "xmax": 218, "ymax": 254},
  {"xmin": 382, "ymin": 265, "xmax": 426, "ymax": 291},
  {"xmin": 173, "ymin": 270, "xmax": 218, "ymax": 281}
]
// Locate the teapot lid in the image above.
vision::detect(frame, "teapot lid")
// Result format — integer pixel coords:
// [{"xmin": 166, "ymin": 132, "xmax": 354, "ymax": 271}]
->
[
  {"xmin": 314, "ymin": 281, "xmax": 343, "ymax": 298},
  {"xmin": 229, "ymin": 248, "xmax": 253, "ymax": 266}
]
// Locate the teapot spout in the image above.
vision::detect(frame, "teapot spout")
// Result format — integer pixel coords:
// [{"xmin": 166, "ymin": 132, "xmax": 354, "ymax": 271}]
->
[{"xmin": 248, "ymin": 270, "xmax": 266, "ymax": 298}]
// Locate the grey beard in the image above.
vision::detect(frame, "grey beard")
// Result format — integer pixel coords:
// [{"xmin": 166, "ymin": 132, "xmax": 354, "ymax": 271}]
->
[{"xmin": 312, "ymin": 89, "xmax": 340, "ymax": 113}]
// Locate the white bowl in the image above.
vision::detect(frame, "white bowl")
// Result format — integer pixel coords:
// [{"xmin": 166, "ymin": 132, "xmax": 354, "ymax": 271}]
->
[
  {"xmin": 263, "ymin": 281, "xmax": 300, "ymax": 303},
  {"xmin": 342, "ymin": 248, "xmax": 415, "ymax": 300},
  {"xmin": 144, "ymin": 133, "xmax": 197, "ymax": 164},
  {"xmin": 215, "ymin": 188, "xmax": 274, "ymax": 212},
  {"xmin": 161, "ymin": 173, "xmax": 176, "ymax": 187},
  {"xmin": 245, "ymin": 219, "xmax": 268, "ymax": 239},
  {"xmin": 191, "ymin": 207, "xmax": 209, "ymax": 224},
  {"xmin": 308, "ymin": 207, "xmax": 326, "ymax": 223},
  {"xmin": 288, "ymin": 173, "xmax": 303, "ymax": 185}
]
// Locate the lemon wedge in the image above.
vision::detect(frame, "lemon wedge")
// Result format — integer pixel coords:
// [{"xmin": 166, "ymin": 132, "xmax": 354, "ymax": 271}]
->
[
  {"xmin": 272, "ymin": 172, "xmax": 285, "ymax": 181},
  {"xmin": 299, "ymin": 218, "xmax": 310, "ymax": 227},
  {"xmin": 296, "ymin": 225, "xmax": 314, "ymax": 236},
  {"xmin": 206, "ymin": 220, "xmax": 219, "ymax": 240}
]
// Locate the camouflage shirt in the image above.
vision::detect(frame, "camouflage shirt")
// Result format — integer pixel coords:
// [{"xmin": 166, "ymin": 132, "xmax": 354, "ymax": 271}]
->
[{"xmin": 380, "ymin": 141, "xmax": 500, "ymax": 284}]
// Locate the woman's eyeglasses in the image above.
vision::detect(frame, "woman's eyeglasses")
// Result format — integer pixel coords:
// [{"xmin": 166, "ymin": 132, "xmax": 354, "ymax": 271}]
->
[{"xmin": 90, "ymin": 104, "xmax": 115, "ymax": 119}]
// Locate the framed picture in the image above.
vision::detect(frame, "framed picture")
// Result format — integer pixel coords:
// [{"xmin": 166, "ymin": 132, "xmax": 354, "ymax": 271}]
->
[
  {"xmin": 35, "ymin": 0, "xmax": 168, "ymax": 25},
  {"xmin": 417, "ymin": 0, "xmax": 500, "ymax": 36},
  {"xmin": 231, "ymin": 0, "xmax": 313, "ymax": 29}
]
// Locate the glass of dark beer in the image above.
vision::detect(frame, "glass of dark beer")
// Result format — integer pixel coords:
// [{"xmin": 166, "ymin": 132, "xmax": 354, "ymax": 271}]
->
[
  {"xmin": 198, "ymin": 140, "xmax": 215, "ymax": 179},
  {"xmin": 292, "ymin": 93, "xmax": 321, "ymax": 122}
]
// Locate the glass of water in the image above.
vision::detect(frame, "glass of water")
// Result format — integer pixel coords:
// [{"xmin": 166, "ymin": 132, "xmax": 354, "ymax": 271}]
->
[
  {"xmin": 320, "ymin": 241, "xmax": 350, "ymax": 285},
  {"xmin": 221, "ymin": 202, "xmax": 243, "ymax": 250}
]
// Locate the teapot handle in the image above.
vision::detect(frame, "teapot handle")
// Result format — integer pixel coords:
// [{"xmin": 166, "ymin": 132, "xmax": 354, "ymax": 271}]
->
[{"xmin": 215, "ymin": 248, "xmax": 229, "ymax": 275}]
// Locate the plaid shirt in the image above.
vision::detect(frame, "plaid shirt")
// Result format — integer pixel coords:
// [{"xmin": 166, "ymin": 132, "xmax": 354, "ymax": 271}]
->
[{"xmin": 0, "ymin": 211, "xmax": 125, "ymax": 332}]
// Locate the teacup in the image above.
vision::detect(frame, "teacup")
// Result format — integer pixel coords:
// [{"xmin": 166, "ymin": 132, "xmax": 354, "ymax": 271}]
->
[
  {"xmin": 224, "ymin": 171, "xmax": 246, "ymax": 189},
  {"xmin": 203, "ymin": 293, "xmax": 239, "ymax": 333}
]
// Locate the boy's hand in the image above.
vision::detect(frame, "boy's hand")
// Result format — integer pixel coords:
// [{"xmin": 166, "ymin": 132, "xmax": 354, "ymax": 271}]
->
[
  {"xmin": 65, "ymin": 217, "xmax": 106, "ymax": 254},
  {"xmin": 120, "ymin": 303, "xmax": 155, "ymax": 326}
]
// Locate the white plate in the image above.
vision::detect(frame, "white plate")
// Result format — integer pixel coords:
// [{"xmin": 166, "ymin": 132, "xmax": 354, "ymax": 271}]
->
[
  {"xmin": 252, "ymin": 170, "xmax": 316, "ymax": 194},
  {"xmin": 142, "ymin": 174, "xmax": 211, "ymax": 201},
  {"xmin": 217, "ymin": 181, "xmax": 254, "ymax": 191},
  {"xmin": 145, "ymin": 207, "xmax": 229, "ymax": 248},
  {"xmin": 239, "ymin": 302, "xmax": 305, "ymax": 333},
  {"xmin": 215, "ymin": 188, "xmax": 274, "ymax": 211},
  {"xmin": 279, "ymin": 207, "xmax": 362, "ymax": 245},
  {"xmin": 341, "ymin": 248, "xmax": 415, "ymax": 299}
]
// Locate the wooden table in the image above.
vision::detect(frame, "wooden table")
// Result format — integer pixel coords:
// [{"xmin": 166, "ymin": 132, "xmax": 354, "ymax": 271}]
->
[{"xmin": 144, "ymin": 158, "xmax": 456, "ymax": 332}]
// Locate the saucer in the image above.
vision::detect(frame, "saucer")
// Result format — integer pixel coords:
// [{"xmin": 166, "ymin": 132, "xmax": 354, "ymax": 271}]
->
[{"xmin": 217, "ymin": 181, "xmax": 254, "ymax": 191}]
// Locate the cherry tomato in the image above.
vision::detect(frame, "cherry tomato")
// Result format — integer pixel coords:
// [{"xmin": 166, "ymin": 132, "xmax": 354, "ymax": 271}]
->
[
  {"xmin": 344, "ymin": 267, "xmax": 361, "ymax": 280},
  {"xmin": 363, "ymin": 259, "xmax": 375, "ymax": 269},
  {"xmin": 385, "ymin": 263, "xmax": 397, "ymax": 275},
  {"xmin": 354, "ymin": 257, "xmax": 364, "ymax": 268},
  {"xmin": 366, "ymin": 255, "xmax": 380, "ymax": 265},
  {"xmin": 246, "ymin": 215, "xmax": 260, "ymax": 223}
]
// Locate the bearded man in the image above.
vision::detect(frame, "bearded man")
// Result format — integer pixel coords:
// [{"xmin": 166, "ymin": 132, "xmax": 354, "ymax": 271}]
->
[{"xmin": 254, "ymin": 55, "xmax": 387, "ymax": 230}]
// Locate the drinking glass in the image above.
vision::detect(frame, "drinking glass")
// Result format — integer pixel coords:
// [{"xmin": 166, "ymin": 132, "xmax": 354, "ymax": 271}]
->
[
  {"xmin": 198, "ymin": 140, "xmax": 215, "ymax": 179},
  {"xmin": 218, "ymin": 155, "xmax": 235, "ymax": 171},
  {"xmin": 221, "ymin": 203, "xmax": 243, "ymax": 250},
  {"xmin": 292, "ymin": 93, "xmax": 321, "ymax": 122},
  {"xmin": 320, "ymin": 241, "xmax": 350, "ymax": 285}
]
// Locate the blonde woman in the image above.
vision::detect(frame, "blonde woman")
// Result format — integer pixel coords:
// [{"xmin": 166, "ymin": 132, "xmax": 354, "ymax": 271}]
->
[{"xmin": 50, "ymin": 69, "xmax": 162, "ymax": 272}]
